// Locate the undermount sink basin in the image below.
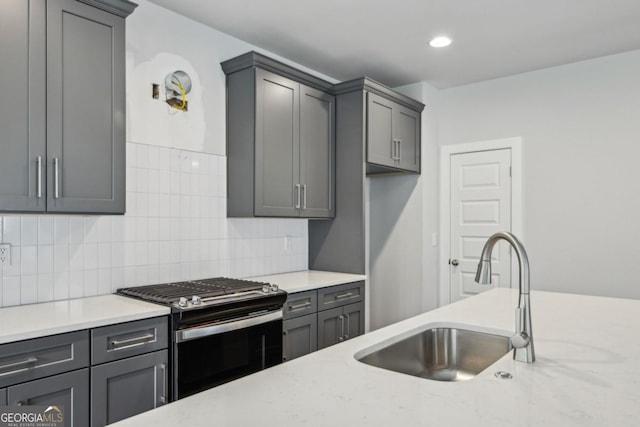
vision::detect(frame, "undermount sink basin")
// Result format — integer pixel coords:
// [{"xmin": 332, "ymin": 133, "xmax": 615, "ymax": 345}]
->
[{"xmin": 356, "ymin": 326, "xmax": 511, "ymax": 382}]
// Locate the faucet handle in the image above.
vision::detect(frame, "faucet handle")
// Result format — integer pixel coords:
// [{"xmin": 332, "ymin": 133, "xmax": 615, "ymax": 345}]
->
[
  {"xmin": 515, "ymin": 307, "xmax": 524, "ymax": 333},
  {"xmin": 511, "ymin": 307, "xmax": 531, "ymax": 348}
]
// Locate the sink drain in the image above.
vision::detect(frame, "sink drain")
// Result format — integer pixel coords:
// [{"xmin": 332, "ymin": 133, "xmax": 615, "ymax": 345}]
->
[{"xmin": 494, "ymin": 371, "xmax": 513, "ymax": 379}]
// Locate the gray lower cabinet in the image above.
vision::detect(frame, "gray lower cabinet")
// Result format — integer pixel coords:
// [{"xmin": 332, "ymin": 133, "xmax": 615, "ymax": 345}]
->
[
  {"xmin": 90, "ymin": 317, "xmax": 169, "ymax": 427},
  {"xmin": 91, "ymin": 350, "xmax": 168, "ymax": 427},
  {"xmin": 0, "ymin": 0, "xmax": 135, "ymax": 214},
  {"xmin": 223, "ymin": 51, "xmax": 335, "ymax": 218},
  {"xmin": 283, "ymin": 314, "xmax": 317, "ymax": 362},
  {"xmin": 283, "ymin": 282, "xmax": 365, "ymax": 359},
  {"xmin": 0, "ymin": 316, "xmax": 167, "ymax": 427},
  {"xmin": 7, "ymin": 369, "xmax": 90, "ymax": 427},
  {"xmin": 366, "ymin": 92, "xmax": 421, "ymax": 173},
  {"xmin": 317, "ymin": 302, "xmax": 365, "ymax": 350}
]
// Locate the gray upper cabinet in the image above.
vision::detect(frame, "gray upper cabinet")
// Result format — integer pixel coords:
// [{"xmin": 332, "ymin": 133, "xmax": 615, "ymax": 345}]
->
[
  {"xmin": 0, "ymin": 0, "xmax": 46, "ymax": 212},
  {"xmin": 333, "ymin": 77, "xmax": 424, "ymax": 176},
  {"xmin": 0, "ymin": 0, "xmax": 135, "ymax": 214},
  {"xmin": 299, "ymin": 85, "xmax": 335, "ymax": 218},
  {"xmin": 367, "ymin": 93, "xmax": 420, "ymax": 172},
  {"xmin": 366, "ymin": 92, "xmax": 421, "ymax": 173},
  {"xmin": 254, "ymin": 69, "xmax": 300, "ymax": 217},
  {"xmin": 223, "ymin": 51, "xmax": 335, "ymax": 219},
  {"xmin": 0, "ymin": 388, "xmax": 6, "ymax": 405}
]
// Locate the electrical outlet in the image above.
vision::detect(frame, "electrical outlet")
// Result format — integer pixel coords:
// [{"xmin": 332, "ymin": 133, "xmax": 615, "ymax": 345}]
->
[{"xmin": 0, "ymin": 243, "xmax": 11, "ymax": 266}]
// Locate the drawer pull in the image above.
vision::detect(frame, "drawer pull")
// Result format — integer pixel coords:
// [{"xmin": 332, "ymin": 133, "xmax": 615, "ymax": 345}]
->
[
  {"xmin": 335, "ymin": 292, "xmax": 354, "ymax": 300},
  {"xmin": 0, "ymin": 356, "xmax": 38, "ymax": 376},
  {"xmin": 110, "ymin": 333, "xmax": 155, "ymax": 350},
  {"xmin": 289, "ymin": 301, "xmax": 311, "ymax": 311}
]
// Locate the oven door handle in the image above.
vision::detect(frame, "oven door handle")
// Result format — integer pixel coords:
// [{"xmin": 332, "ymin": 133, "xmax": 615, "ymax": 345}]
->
[{"xmin": 175, "ymin": 310, "xmax": 283, "ymax": 343}]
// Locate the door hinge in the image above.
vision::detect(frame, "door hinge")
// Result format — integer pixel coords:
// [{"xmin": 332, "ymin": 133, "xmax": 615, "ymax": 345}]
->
[{"xmin": 509, "ymin": 166, "xmax": 512, "ymax": 177}]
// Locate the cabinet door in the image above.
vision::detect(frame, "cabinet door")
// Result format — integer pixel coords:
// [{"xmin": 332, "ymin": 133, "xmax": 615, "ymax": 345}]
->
[
  {"xmin": 299, "ymin": 85, "xmax": 335, "ymax": 218},
  {"xmin": 0, "ymin": 388, "xmax": 6, "ymax": 405},
  {"xmin": 395, "ymin": 105, "xmax": 420, "ymax": 172},
  {"xmin": 91, "ymin": 350, "xmax": 168, "ymax": 427},
  {"xmin": 343, "ymin": 302, "xmax": 365, "ymax": 341},
  {"xmin": 7, "ymin": 368, "xmax": 89, "ymax": 427},
  {"xmin": 254, "ymin": 69, "xmax": 300, "ymax": 217},
  {"xmin": 46, "ymin": 0, "xmax": 125, "ymax": 213},
  {"xmin": 317, "ymin": 307, "xmax": 344, "ymax": 350},
  {"xmin": 283, "ymin": 314, "xmax": 317, "ymax": 362},
  {"xmin": 366, "ymin": 92, "xmax": 396, "ymax": 169},
  {"xmin": 0, "ymin": 0, "xmax": 46, "ymax": 212}
]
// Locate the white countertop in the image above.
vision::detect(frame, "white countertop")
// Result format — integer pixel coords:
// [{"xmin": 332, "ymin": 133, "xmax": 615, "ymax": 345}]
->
[
  {"xmin": 246, "ymin": 270, "xmax": 367, "ymax": 293},
  {"xmin": 110, "ymin": 288, "xmax": 640, "ymax": 427},
  {"xmin": 0, "ymin": 295, "xmax": 170, "ymax": 344}
]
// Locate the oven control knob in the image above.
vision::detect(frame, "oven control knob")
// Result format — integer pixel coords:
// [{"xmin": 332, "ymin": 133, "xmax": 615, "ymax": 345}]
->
[
  {"xmin": 262, "ymin": 284, "xmax": 271, "ymax": 294},
  {"xmin": 178, "ymin": 297, "xmax": 188, "ymax": 308},
  {"xmin": 270, "ymin": 284, "xmax": 279, "ymax": 292},
  {"xmin": 192, "ymin": 295, "xmax": 201, "ymax": 305}
]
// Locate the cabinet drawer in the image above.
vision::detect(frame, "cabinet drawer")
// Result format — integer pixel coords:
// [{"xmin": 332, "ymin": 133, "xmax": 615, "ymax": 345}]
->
[
  {"xmin": 0, "ymin": 330, "xmax": 89, "ymax": 388},
  {"xmin": 91, "ymin": 317, "xmax": 168, "ymax": 365},
  {"xmin": 318, "ymin": 281, "xmax": 364, "ymax": 311},
  {"xmin": 284, "ymin": 290, "xmax": 317, "ymax": 319}
]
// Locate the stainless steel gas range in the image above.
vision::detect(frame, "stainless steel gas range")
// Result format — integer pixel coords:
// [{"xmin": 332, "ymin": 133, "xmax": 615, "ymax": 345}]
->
[{"xmin": 117, "ymin": 277, "xmax": 287, "ymax": 400}]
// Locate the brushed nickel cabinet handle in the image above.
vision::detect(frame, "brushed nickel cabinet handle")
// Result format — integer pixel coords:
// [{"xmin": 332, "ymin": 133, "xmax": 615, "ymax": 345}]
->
[
  {"xmin": 36, "ymin": 156, "xmax": 42, "ymax": 198},
  {"xmin": 0, "ymin": 356, "xmax": 38, "ymax": 375},
  {"xmin": 295, "ymin": 184, "xmax": 301, "ymax": 209},
  {"xmin": 335, "ymin": 292, "xmax": 353, "ymax": 300},
  {"xmin": 302, "ymin": 184, "xmax": 307, "ymax": 209},
  {"xmin": 53, "ymin": 157, "xmax": 60, "ymax": 199},
  {"xmin": 159, "ymin": 363, "xmax": 167, "ymax": 404},
  {"xmin": 289, "ymin": 301, "xmax": 311, "ymax": 311},
  {"xmin": 344, "ymin": 313, "xmax": 350, "ymax": 340},
  {"xmin": 109, "ymin": 333, "xmax": 155, "ymax": 350}
]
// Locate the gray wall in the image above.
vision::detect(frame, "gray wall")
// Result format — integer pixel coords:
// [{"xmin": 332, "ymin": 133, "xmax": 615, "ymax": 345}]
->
[{"xmin": 438, "ymin": 49, "xmax": 640, "ymax": 300}]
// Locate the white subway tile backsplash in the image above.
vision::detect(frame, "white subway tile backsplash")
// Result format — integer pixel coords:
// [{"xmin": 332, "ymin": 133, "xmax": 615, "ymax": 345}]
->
[
  {"xmin": 21, "ymin": 274, "xmax": 37, "ymax": 304},
  {"xmin": 37, "ymin": 245, "xmax": 54, "ymax": 274},
  {"xmin": 54, "ymin": 217, "xmax": 70, "ymax": 245},
  {"xmin": 53, "ymin": 271, "xmax": 69, "ymax": 301},
  {"xmin": 3, "ymin": 276, "xmax": 20, "ymax": 306},
  {"xmin": 37, "ymin": 273, "xmax": 54, "ymax": 303},
  {"xmin": 38, "ymin": 217, "xmax": 54, "ymax": 245},
  {"xmin": 69, "ymin": 270, "xmax": 84, "ymax": 298},
  {"xmin": 0, "ymin": 143, "xmax": 308, "ymax": 307},
  {"xmin": 22, "ymin": 217, "xmax": 38, "ymax": 246},
  {"xmin": 84, "ymin": 269, "xmax": 98, "ymax": 296},
  {"xmin": 3, "ymin": 216, "xmax": 21, "ymax": 245},
  {"xmin": 21, "ymin": 246, "xmax": 38, "ymax": 275}
]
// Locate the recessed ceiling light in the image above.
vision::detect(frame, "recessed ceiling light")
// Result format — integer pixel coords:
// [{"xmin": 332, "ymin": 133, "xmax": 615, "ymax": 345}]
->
[{"xmin": 429, "ymin": 36, "xmax": 452, "ymax": 48}]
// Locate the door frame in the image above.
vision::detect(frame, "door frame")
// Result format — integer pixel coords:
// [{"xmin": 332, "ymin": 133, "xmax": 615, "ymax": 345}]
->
[{"xmin": 438, "ymin": 137, "xmax": 523, "ymax": 307}]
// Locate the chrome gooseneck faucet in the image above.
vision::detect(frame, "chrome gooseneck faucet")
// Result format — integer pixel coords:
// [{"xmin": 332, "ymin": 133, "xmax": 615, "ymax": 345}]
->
[{"xmin": 475, "ymin": 231, "xmax": 535, "ymax": 363}]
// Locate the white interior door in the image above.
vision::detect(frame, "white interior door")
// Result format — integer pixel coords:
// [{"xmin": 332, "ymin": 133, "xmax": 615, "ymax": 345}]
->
[{"xmin": 449, "ymin": 149, "xmax": 512, "ymax": 302}]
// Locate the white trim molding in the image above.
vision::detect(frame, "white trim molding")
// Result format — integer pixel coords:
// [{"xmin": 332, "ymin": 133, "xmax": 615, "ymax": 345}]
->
[{"xmin": 438, "ymin": 137, "xmax": 524, "ymax": 307}]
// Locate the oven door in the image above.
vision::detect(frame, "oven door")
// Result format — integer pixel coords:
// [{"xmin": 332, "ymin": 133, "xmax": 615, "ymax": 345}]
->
[{"xmin": 173, "ymin": 310, "xmax": 283, "ymax": 400}]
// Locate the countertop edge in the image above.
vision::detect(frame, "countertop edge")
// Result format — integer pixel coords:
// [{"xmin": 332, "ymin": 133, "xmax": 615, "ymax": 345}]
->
[
  {"xmin": 245, "ymin": 270, "xmax": 367, "ymax": 294},
  {"xmin": 0, "ymin": 295, "xmax": 170, "ymax": 344}
]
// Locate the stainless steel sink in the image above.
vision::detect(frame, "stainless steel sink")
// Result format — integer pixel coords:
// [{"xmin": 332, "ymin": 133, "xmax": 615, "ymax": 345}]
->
[{"xmin": 356, "ymin": 327, "xmax": 511, "ymax": 381}]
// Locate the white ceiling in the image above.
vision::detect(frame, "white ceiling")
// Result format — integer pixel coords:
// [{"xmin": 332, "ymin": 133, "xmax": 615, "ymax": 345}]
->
[{"xmin": 147, "ymin": 0, "xmax": 640, "ymax": 88}]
